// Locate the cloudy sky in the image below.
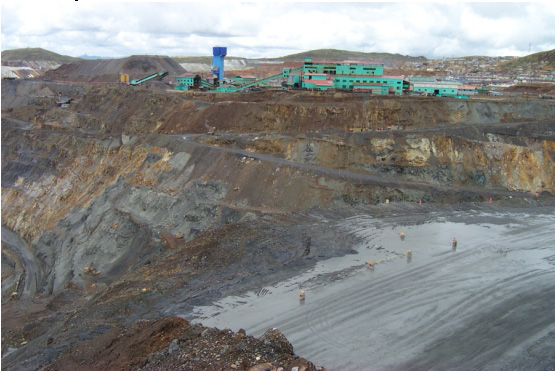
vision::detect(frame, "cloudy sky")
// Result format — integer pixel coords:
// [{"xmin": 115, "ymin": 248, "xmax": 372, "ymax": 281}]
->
[{"xmin": 2, "ymin": 1, "xmax": 554, "ymax": 59}]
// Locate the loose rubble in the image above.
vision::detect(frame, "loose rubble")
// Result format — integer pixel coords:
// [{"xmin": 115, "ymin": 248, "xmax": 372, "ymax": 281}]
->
[{"xmin": 46, "ymin": 318, "xmax": 321, "ymax": 371}]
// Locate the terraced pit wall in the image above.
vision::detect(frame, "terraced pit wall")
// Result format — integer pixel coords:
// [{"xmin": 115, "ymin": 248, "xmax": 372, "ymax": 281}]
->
[
  {"xmin": 2, "ymin": 82, "xmax": 554, "ymax": 300},
  {"xmin": 203, "ymin": 124, "xmax": 555, "ymax": 194},
  {"xmin": 1, "ymin": 128, "xmax": 406, "ymax": 297},
  {"xmin": 3, "ymin": 127, "xmax": 554, "ymax": 298}
]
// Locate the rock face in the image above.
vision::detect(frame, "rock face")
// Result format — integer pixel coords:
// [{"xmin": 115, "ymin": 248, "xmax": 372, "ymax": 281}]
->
[
  {"xmin": 200, "ymin": 123, "xmax": 555, "ymax": 195},
  {"xmin": 2, "ymin": 61, "xmax": 61, "ymax": 79}
]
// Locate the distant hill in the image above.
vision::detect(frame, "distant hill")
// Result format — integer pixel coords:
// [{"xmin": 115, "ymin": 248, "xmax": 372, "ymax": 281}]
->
[
  {"xmin": 172, "ymin": 49, "xmax": 427, "ymax": 64},
  {"xmin": 43, "ymin": 55, "xmax": 186, "ymax": 83},
  {"xmin": 498, "ymin": 49, "xmax": 555, "ymax": 71},
  {"xmin": 171, "ymin": 49, "xmax": 427, "ymax": 70},
  {"xmin": 79, "ymin": 54, "xmax": 114, "ymax": 60},
  {"xmin": 1, "ymin": 47, "xmax": 80, "ymax": 63},
  {"xmin": 172, "ymin": 56, "xmax": 247, "ymax": 64},
  {"xmin": 267, "ymin": 49, "xmax": 427, "ymax": 63}
]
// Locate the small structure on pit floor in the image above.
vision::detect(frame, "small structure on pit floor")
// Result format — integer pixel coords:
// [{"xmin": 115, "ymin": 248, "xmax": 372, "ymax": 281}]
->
[{"xmin": 56, "ymin": 96, "xmax": 72, "ymax": 108}]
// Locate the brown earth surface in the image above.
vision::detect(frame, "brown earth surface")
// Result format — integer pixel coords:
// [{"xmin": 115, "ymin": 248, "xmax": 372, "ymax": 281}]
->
[
  {"xmin": 3, "ymin": 80, "xmax": 555, "ymax": 135},
  {"xmin": 45, "ymin": 318, "xmax": 318, "ymax": 371},
  {"xmin": 503, "ymin": 82, "xmax": 555, "ymax": 95}
]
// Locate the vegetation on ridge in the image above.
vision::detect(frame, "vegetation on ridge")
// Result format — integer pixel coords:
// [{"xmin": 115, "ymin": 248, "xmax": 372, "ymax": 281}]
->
[
  {"xmin": 498, "ymin": 49, "xmax": 555, "ymax": 71},
  {"xmin": 1, "ymin": 47, "xmax": 80, "ymax": 63}
]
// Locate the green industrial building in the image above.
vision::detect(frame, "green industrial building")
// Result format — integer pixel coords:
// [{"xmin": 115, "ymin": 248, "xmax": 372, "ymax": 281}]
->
[
  {"xmin": 407, "ymin": 78, "xmax": 477, "ymax": 97},
  {"xmin": 303, "ymin": 73, "xmax": 335, "ymax": 91},
  {"xmin": 411, "ymin": 82, "xmax": 459, "ymax": 97},
  {"xmin": 302, "ymin": 58, "xmax": 385, "ymax": 76},
  {"xmin": 175, "ymin": 73, "xmax": 201, "ymax": 91},
  {"xmin": 301, "ymin": 58, "xmax": 406, "ymax": 95},
  {"xmin": 233, "ymin": 75, "xmax": 257, "ymax": 85},
  {"xmin": 174, "ymin": 55, "xmax": 410, "ymax": 95}
]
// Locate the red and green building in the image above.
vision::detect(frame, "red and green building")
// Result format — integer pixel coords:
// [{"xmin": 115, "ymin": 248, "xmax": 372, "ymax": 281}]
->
[
  {"xmin": 300, "ymin": 58, "xmax": 406, "ymax": 95},
  {"xmin": 233, "ymin": 75, "xmax": 257, "ymax": 85}
]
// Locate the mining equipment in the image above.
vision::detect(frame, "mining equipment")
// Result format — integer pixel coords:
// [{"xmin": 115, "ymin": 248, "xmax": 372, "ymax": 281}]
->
[{"xmin": 131, "ymin": 71, "xmax": 168, "ymax": 86}]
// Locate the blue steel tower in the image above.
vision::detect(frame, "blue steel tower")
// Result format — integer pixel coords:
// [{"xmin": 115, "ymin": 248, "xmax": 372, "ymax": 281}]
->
[{"xmin": 212, "ymin": 46, "xmax": 227, "ymax": 83}]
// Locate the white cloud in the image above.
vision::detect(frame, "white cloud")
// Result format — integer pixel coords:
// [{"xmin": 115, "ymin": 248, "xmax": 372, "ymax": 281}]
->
[{"xmin": 2, "ymin": 2, "xmax": 554, "ymax": 59}]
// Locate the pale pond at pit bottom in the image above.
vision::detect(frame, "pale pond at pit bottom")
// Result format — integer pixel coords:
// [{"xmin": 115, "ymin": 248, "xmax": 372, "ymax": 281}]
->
[{"xmin": 189, "ymin": 208, "xmax": 555, "ymax": 371}]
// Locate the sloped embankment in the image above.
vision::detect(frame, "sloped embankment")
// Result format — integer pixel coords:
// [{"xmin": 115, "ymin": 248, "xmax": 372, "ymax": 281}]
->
[
  {"xmin": 198, "ymin": 121, "xmax": 555, "ymax": 194},
  {"xmin": 42, "ymin": 55, "xmax": 186, "ymax": 83},
  {"xmin": 4, "ymin": 83, "xmax": 555, "ymax": 134},
  {"xmin": 1, "ymin": 127, "xmax": 381, "ymax": 300}
]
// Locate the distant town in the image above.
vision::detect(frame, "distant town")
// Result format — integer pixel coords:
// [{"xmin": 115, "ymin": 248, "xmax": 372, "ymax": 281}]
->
[{"xmin": 404, "ymin": 55, "xmax": 554, "ymax": 86}]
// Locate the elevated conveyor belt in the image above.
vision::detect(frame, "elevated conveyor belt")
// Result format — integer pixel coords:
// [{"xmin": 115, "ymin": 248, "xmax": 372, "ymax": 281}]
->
[
  {"xmin": 235, "ymin": 67, "xmax": 302, "ymax": 92},
  {"xmin": 201, "ymin": 80, "xmax": 216, "ymax": 89},
  {"xmin": 131, "ymin": 71, "xmax": 168, "ymax": 85}
]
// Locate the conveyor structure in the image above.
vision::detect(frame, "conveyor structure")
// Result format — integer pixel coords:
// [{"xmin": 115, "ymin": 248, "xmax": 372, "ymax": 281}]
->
[
  {"xmin": 131, "ymin": 71, "xmax": 168, "ymax": 86},
  {"xmin": 234, "ymin": 67, "xmax": 302, "ymax": 92}
]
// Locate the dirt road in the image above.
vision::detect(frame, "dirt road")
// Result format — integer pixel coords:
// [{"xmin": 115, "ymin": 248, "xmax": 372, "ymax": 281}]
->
[
  {"xmin": 179, "ymin": 135, "xmax": 540, "ymax": 201},
  {"xmin": 1, "ymin": 226, "xmax": 44, "ymax": 298}
]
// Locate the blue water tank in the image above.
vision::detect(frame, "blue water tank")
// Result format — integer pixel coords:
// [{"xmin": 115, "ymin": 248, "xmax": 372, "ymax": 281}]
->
[{"xmin": 213, "ymin": 47, "xmax": 227, "ymax": 56}]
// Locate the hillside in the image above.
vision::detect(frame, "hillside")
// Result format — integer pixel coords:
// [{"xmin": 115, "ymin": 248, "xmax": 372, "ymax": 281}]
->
[
  {"xmin": 42, "ymin": 55, "xmax": 186, "ymax": 83},
  {"xmin": 171, "ymin": 49, "xmax": 427, "ymax": 64},
  {"xmin": 1, "ymin": 47, "xmax": 79, "ymax": 63},
  {"xmin": 498, "ymin": 49, "xmax": 555, "ymax": 71},
  {"xmin": 269, "ymin": 48, "xmax": 427, "ymax": 63},
  {"xmin": 172, "ymin": 48, "xmax": 428, "ymax": 74},
  {"xmin": 172, "ymin": 56, "xmax": 247, "ymax": 64}
]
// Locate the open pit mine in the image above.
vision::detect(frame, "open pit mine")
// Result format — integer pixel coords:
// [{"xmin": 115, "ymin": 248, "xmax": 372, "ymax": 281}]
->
[{"xmin": 2, "ymin": 55, "xmax": 555, "ymax": 371}]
